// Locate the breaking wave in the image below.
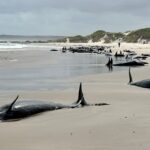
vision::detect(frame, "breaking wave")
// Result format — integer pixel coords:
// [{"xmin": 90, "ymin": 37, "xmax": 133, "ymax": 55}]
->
[{"xmin": 0, "ymin": 43, "xmax": 27, "ymax": 50}]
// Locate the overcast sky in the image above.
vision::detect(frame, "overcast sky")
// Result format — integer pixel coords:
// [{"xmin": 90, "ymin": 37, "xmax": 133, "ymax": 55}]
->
[{"xmin": 0, "ymin": 0, "xmax": 149, "ymax": 36}]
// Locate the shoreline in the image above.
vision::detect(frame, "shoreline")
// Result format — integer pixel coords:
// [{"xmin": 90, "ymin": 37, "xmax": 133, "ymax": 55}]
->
[
  {"xmin": 0, "ymin": 42, "xmax": 150, "ymax": 51},
  {"xmin": 0, "ymin": 43, "xmax": 150, "ymax": 150},
  {"xmin": 0, "ymin": 65, "xmax": 150, "ymax": 150}
]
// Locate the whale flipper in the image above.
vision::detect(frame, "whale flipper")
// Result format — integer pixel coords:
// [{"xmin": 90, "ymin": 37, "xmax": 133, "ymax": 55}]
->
[
  {"xmin": 129, "ymin": 67, "xmax": 133, "ymax": 84},
  {"xmin": 6, "ymin": 95, "xmax": 19, "ymax": 113}
]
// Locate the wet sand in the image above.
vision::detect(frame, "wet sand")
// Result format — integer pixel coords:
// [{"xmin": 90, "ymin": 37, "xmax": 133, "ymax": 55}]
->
[{"xmin": 0, "ymin": 43, "xmax": 150, "ymax": 150}]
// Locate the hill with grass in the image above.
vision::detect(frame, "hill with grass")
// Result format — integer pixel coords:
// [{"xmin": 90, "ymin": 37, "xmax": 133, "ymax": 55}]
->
[
  {"xmin": 57, "ymin": 28, "xmax": 150, "ymax": 43},
  {"xmin": 124, "ymin": 28, "xmax": 150, "ymax": 43}
]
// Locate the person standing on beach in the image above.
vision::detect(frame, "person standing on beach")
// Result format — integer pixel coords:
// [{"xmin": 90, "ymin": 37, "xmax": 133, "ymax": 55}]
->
[{"xmin": 118, "ymin": 38, "xmax": 122, "ymax": 47}]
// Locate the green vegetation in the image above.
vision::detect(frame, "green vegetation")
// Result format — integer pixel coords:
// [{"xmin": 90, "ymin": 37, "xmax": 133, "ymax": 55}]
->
[
  {"xmin": 66, "ymin": 30, "xmax": 124, "ymax": 43},
  {"xmin": 56, "ymin": 28, "xmax": 150, "ymax": 43},
  {"xmin": 124, "ymin": 28, "xmax": 150, "ymax": 43},
  {"xmin": 55, "ymin": 38, "xmax": 66, "ymax": 43},
  {"xmin": 104, "ymin": 32, "xmax": 124, "ymax": 43},
  {"xmin": 69, "ymin": 35, "xmax": 87, "ymax": 43},
  {"xmin": 87, "ymin": 30, "xmax": 106, "ymax": 42}
]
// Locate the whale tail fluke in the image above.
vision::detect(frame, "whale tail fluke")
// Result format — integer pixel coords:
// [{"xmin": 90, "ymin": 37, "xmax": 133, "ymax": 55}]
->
[
  {"xmin": 74, "ymin": 83, "xmax": 88, "ymax": 106},
  {"xmin": 129, "ymin": 67, "xmax": 133, "ymax": 84}
]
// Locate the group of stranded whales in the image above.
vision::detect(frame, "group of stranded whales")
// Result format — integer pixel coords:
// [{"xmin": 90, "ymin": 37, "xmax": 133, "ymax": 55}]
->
[
  {"xmin": 106, "ymin": 49, "xmax": 150, "ymax": 89},
  {"xmin": 1, "ymin": 48, "xmax": 150, "ymax": 122},
  {"xmin": 106, "ymin": 55, "xmax": 148, "ymax": 67},
  {"xmin": 105, "ymin": 48, "xmax": 150, "ymax": 67},
  {"xmin": 106, "ymin": 58, "xmax": 147, "ymax": 67},
  {"xmin": 1, "ymin": 67, "xmax": 149, "ymax": 122},
  {"xmin": 0, "ymin": 83, "xmax": 108, "ymax": 122}
]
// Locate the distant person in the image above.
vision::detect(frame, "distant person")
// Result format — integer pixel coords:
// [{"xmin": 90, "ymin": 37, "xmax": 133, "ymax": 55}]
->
[{"xmin": 118, "ymin": 42, "xmax": 121, "ymax": 47}]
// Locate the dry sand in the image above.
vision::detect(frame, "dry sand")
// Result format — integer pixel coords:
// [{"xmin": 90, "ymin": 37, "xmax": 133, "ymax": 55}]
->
[{"xmin": 0, "ymin": 43, "xmax": 150, "ymax": 150}]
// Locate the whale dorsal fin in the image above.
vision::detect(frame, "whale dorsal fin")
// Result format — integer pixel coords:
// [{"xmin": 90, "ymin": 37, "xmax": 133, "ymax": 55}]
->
[
  {"xmin": 106, "ymin": 58, "xmax": 110, "ymax": 66},
  {"xmin": 110, "ymin": 58, "xmax": 113, "ymax": 65},
  {"xmin": 74, "ymin": 83, "xmax": 88, "ymax": 106},
  {"xmin": 6, "ymin": 95, "xmax": 19, "ymax": 113},
  {"xmin": 80, "ymin": 95, "xmax": 88, "ymax": 106},
  {"xmin": 78, "ymin": 82, "xmax": 83, "ymax": 102},
  {"xmin": 129, "ymin": 67, "xmax": 133, "ymax": 84}
]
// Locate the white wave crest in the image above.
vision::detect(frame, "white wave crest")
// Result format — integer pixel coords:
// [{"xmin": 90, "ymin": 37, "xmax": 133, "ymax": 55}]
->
[{"xmin": 0, "ymin": 43, "xmax": 26, "ymax": 49}]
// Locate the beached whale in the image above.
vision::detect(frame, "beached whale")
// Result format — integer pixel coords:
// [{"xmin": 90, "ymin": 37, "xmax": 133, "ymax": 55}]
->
[
  {"xmin": 106, "ymin": 57, "xmax": 113, "ymax": 66},
  {"xmin": 133, "ymin": 55, "xmax": 147, "ymax": 60},
  {"xmin": 106, "ymin": 58, "xmax": 113, "ymax": 71},
  {"xmin": 114, "ymin": 51, "xmax": 125, "ymax": 57},
  {"xmin": 0, "ymin": 83, "xmax": 108, "ymax": 121},
  {"xmin": 113, "ymin": 60, "xmax": 147, "ymax": 66},
  {"xmin": 106, "ymin": 58, "xmax": 147, "ymax": 67},
  {"xmin": 128, "ymin": 68, "xmax": 150, "ymax": 89}
]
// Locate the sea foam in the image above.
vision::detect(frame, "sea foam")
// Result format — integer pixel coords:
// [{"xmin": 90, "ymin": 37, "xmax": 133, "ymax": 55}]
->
[{"xmin": 0, "ymin": 43, "xmax": 26, "ymax": 50}]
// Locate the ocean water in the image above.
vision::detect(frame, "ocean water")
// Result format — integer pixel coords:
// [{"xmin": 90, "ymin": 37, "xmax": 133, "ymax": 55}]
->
[
  {"xmin": 0, "ymin": 35, "xmax": 65, "ymax": 42},
  {"xmin": 0, "ymin": 43, "xmax": 27, "ymax": 49},
  {"xmin": 0, "ymin": 50, "xmax": 129, "ymax": 91},
  {"xmin": 0, "ymin": 43, "xmax": 63, "ymax": 51}
]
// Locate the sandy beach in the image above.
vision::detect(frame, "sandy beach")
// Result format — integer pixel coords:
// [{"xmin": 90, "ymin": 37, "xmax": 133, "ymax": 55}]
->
[{"xmin": 0, "ymin": 42, "xmax": 150, "ymax": 150}]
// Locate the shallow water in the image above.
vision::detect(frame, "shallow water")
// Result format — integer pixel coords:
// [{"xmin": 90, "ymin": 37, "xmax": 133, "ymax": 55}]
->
[{"xmin": 0, "ymin": 51, "xmax": 128, "ymax": 91}]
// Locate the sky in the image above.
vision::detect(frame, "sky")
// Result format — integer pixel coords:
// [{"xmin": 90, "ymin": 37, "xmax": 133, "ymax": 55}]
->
[{"xmin": 0, "ymin": 0, "xmax": 149, "ymax": 36}]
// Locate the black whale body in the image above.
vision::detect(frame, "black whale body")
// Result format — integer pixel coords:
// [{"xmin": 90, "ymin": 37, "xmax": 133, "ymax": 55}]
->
[
  {"xmin": 130, "ymin": 80, "xmax": 150, "ymax": 88},
  {"xmin": 0, "ymin": 100, "xmax": 78, "ymax": 120},
  {"xmin": 113, "ymin": 60, "xmax": 147, "ymax": 66},
  {"xmin": 128, "ymin": 68, "xmax": 150, "ymax": 88},
  {"xmin": 0, "ymin": 83, "xmax": 108, "ymax": 121}
]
